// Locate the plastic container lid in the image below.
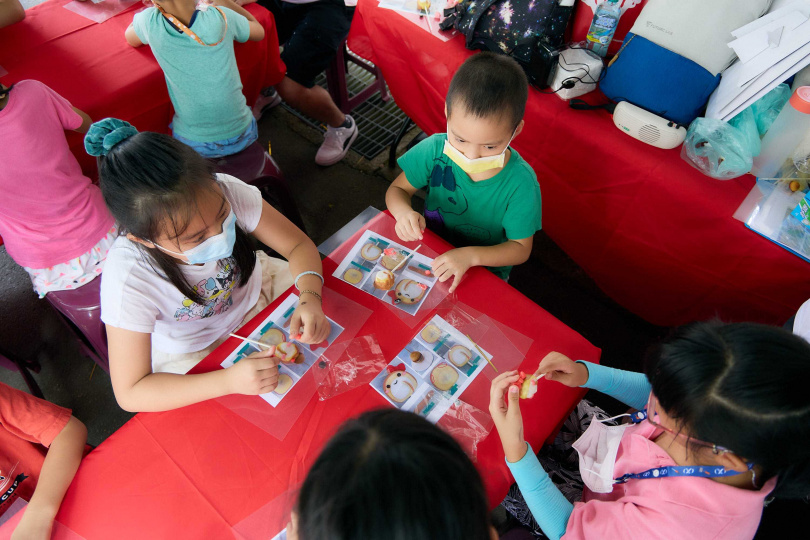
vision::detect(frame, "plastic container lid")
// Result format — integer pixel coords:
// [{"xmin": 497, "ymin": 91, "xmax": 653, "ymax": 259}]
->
[{"xmin": 790, "ymin": 86, "xmax": 810, "ymax": 114}]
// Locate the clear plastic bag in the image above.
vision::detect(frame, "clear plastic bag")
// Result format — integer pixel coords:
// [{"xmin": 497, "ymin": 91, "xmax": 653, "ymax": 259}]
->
[
  {"xmin": 751, "ymin": 83, "xmax": 791, "ymax": 137},
  {"xmin": 727, "ymin": 106, "xmax": 761, "ymax": 157},
  {"xmin": 681, "ymin": 118, "xmax": 753, "ymax": 180},
  {"xmin": 63, "ymin": 0, "xmax": 139, "ymax": 24},
  {"xmin": 314, "ymin": 335, "xmax": 387, "ymax": 401},
  {"xmin": 436, "ymin": 399, "xmax": 494, "ymax": 461}
]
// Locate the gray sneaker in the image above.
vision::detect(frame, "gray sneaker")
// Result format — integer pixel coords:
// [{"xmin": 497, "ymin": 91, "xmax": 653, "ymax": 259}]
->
[{"xmin": 315, "ymin": 115, "xmax": 359, "ymax": 166}]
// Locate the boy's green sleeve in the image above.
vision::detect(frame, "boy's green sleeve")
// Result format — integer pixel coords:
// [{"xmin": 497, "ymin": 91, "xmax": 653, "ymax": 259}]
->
[
  {"xmin": 503, "ymin": 168, "xmax": 542, "ymax": 240},
  {"xmin": 222, "ymin": 7, "xmax": 251, "ymax": 43},
  {"xmin": 132, "ymin": 8, "xmax": 152, "ymax": 45},
  {"xmin": 396, "ymin": 134, "xmax": 440, "ymax": 190}
]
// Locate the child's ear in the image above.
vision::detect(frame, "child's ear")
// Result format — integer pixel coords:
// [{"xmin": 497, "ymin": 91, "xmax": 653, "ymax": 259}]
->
[
  {"xmin": 513, "ymin": 119, "xmax": 525, "ymax": 140},
  {"xmin": 717, "ymin": 451, "xmax": 750, "ymax": 473},
  {"xmin": 126, "ymin": 232, "xmax": 155, "ymax": 249},
  {"xmin": 444, "ymin": 104, "xmax": 449, "ymax": 119}
]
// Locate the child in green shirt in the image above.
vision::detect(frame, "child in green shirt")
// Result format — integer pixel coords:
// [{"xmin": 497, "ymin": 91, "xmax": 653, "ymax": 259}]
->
[{"xmin": 386, "ymin": 52, "xmax": 542, "ymax": 290}]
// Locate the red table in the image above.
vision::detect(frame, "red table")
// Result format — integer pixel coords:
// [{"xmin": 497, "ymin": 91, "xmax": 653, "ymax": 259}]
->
[
  {"xmin": 349, "ymin": 0, "xmax": 810, "ymax": 327},
  {"xmin": 53, "ymin": 215, "xmax": 599, "ymax": 538},
  {"xmin": 0, "ymin": 0, "xmax": 285, "ymax": 178}
]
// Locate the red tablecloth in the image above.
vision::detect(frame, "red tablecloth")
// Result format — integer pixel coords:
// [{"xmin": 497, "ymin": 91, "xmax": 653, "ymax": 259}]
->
[
  {"xmin": 0, "ymin": 0, "xmax": 285, "ymax": 179},
  {"xmin": 349, "ymin": 0, "xmax": 810, "ymax": 327},
  {"xmin": 54, "ymin": 215, "xmax": 599, "ymax": 538}
]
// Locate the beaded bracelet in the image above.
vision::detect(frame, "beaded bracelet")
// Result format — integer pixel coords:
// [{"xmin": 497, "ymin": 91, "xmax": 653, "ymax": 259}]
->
[
  {"xmin": 294, "ymin": 270, "xmax": 324, "ymax": 290},
  {"xmin": 299, "ymin": 290, "xmax": 323, "ymax": 303}
]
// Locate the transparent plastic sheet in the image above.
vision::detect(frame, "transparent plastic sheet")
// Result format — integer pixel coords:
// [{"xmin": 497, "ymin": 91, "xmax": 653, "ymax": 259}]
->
[
  {"xmin": 231, "ymin": 485, "xmax": 300, "ymax": 540},
  {"xmin": 0, "ymin": 500, "xmax": 86, "ymax": 540},
  {"xmin": 751, "ymin": 83, "xmax": 791, "ymax": 136},
  {"xmin": 215, "ymin": 287, "xmax": 372, "ymax": 441},
  {"xmin": 63, "ymin": 0, "xmax": 139, "ymax": 24},
  {"xmin": 436, "ymin": 398, "xmax": 494, "ymax": 461},
  {"xmin": 313, "ymin": 334, "xmax": 387, "ymax": 401}
]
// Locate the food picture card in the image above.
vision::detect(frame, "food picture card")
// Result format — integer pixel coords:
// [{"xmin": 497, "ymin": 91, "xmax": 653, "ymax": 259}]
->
[
  {"xmin": 332, "ymin": 230, "xmax": 438, "ymax": 316},
  {"xmin": 369, "ymin": 315, "xmax": 492, "ymax": 423},
  {"xmin": 220, "ymin": 294, "xmax": 344, "ymax": 407}
]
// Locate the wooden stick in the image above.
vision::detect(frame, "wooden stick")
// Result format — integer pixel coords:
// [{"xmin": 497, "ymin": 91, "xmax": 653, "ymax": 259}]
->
[
  {"xmin": 228, "ymin": 333, "xmax": 274, "ymax": 350},
  {"xmin": 466, "ymin": 334, "xmax": 498, "ymax": 372},
  {"xmin": 391, "ymin": 244, "xmax": 422, "ymax": 273}
]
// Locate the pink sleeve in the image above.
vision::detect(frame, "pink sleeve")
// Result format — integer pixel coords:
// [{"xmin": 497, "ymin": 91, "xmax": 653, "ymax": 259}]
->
[
  {"xmin": 34, "ymin": 81, "xmax": 83, "ymax": 131},
  {"xmin": 563, "ymin": 500, "xmax": 670, "ymax": 540}
]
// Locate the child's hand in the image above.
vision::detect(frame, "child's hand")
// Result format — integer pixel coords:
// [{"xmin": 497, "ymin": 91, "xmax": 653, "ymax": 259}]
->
[
  {"xmin": 226, "ymin": 349, "xmax": 279, "ymax": 395},
  {"xmin": 432, "ymin": 247, "xmax": 475, "ymax": 293},
  {"xmin": 534, "ymin": 352, "xmax": 589, "ymax": 388},
  {"xmin": 290, "ymin": 300, "xmax": 331, "ymax": 345},
  {"xmin": 489, "ymin": 371, "xmax": 528, "ymax": 463},
  {"xmin": 394, "ymin": 210, "xmax": 425, "ymax": 242}
]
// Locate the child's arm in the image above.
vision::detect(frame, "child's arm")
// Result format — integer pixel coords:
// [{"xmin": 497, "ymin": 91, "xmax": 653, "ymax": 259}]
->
[
  {"xmin": 125, "ymin": 24, "xmax": 145, "ymax": 47},
  {"xmin": 215, "ymin": 0, "xmax": 264, "ymax": 41},
  {"xmin": 432, "ymin": 236, "xmax": 532, "ymax": 293},
  {"xmin": 249, "ymin": 200, "xmax": 331, "ymax": 345},
  {"xmin": 71, "ymin": 107, "xmax": 92, "ymax": 134},
  {"xmin": 11, "ymin": 417, "xmax": 87, "ymax": 540},
  {"xmin": 107, "ymin": 326, "xmax": 281, "ymax": 412},
  {"xmin": 0, "ymin": 0, "xmax": 24, "ymax": 29},
  {"xmin": 386, "ymin": 172, "xmax": 426, "ymax": 242}
]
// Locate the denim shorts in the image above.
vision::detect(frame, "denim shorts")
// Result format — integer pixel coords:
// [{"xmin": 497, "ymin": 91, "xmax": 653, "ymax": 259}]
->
[{"xmin": 172, "ymin": 117, "xmax": 259, "ymax": 159}]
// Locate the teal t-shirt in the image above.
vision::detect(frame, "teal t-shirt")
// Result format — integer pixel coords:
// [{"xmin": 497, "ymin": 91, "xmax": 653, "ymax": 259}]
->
[
  {"xmin": 133, "ymin": 7, "xmax": 252, "ymax": 143},
  {"xmin": 398, "ymin": 133, "xmax": 542, "ymax": 278}
]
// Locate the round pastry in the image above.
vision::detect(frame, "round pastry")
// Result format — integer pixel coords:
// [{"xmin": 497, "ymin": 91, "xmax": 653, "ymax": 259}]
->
[
  {"xmin": 343, "ymin": 268, "xmax": 364, "ymax": 284},
  {"xmin": 513, "ymin": 371, "xmax": 538, "ymax": 399},
  {"xmin": 384, "ymin": 370, "xmax": 418, "ymax": 403},
  {"xmin": 447, "ymin": 345, "xmax": 472, "ymax": 367},
  {"xmin": 392, "ymin": 279, "xmax": 428, "ymax": 305},
  {"xmin": 360, "ymin": 243, "xmax": 383, "ymax": 261},
  {"xmin": 380, "ymin": 250, "xmax": 406, "ymax": 270},
  {"xmin": 373, "ymin": 269, "xmax": 395, "ymax": 290},
  {"xmin": 259, "ymin": 328, "xmax": 286, "ymax": 348},
  {"xmin": 409, "ymin": 351, "xmax": 424, "ymax": 363},
  {"xmin": 274, "ymin": 341, "xmax": 299, "ymax": 363},
  {"xmin": 430, "ymin": 363, "xmax": 459, "ymax": 391},
  {"xmin": 420, "ymin": 323, "xmax": 442, "ymax": 344},
  {"xmin": 274, "ymin": 373, "xmax": 293, "ymax": 395}
]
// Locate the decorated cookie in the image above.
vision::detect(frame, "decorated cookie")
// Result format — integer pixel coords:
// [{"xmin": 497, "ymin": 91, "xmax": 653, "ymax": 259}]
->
[
  {"xmin": 373, "ymin": 269, "xmax": 395, "ymax": 290},
  {"xmin": 430, "ymin": 363, "xmax": 459, "ymax": 391},
  {"xmin": 343, "ymin": 268, "xmax": 364, "ymax": 284},
  {"xmin": 275, "ymin": 341, "xmax": 299, "ymax": 363},
  {"xmin": 259, "ymin": 328, "xmax": 286, "ymax": 348},
  {"xmin": 512, "ymin": 371, "xmax": 538, "ymax": 399},
  {"xmin": 390, "ymin": 279, "xmax": 428, "ymax": 305},
  {"xmin": 410, "ymin": 351, "xmax": 424, "ymax": 363},
  {"xmin": 408, "ymin": 265, "xmax": 434, "ymax": 278},
  {"xmin": 380, "ymin": 249, "xmax": 406, "ymax": 270},
  {"xmin": 360, "ymin": 243, "xmax": 383, "ymax": 261},
  {"xmin": 384, "ymin": 367, "xmax": 418, "ymax": 403},
  {"xmin": 421, "ymin": 323, "xmax": 442, "ymax": 343},
  {"xmin": 274, "ymin": 373, "xmax": 293, "ymax": 395},
  {"xmin": 447, "ymin": 345, "xmax": 472, "ymax": 367}
]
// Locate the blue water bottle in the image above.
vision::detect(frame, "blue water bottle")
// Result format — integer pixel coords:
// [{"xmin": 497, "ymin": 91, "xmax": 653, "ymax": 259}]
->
[{"xmin": 585, "ymin": 0, "xmax": 622, "ymax": 57}]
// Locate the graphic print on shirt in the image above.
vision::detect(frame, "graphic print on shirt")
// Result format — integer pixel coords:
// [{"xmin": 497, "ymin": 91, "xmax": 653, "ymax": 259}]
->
[
  {"xmin": 424, "ymin": 157, "xmax": 492, "ymax": 243},
  {"xmin": 174, "ymin": 258, "xmax": 241, "ymax": 321}
]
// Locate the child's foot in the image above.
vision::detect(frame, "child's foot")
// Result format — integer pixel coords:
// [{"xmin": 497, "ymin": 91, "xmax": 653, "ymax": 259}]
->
[
  {"xmin": 315, "ymin": 115, "xmax": 358, "ymax": 166},
  {"xmin": 252, "ymin": 87, "xmax": 282, "ymax": 120}
]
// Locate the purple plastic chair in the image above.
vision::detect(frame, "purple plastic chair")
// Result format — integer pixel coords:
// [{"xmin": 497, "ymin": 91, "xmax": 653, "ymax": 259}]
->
[
  {"xmin": 46, "ymin": 277, "xmax": 108, "ymax": 372},
  {"xmin": 0, "ymin": 346, "xmax": 44, "ymax": 398}
]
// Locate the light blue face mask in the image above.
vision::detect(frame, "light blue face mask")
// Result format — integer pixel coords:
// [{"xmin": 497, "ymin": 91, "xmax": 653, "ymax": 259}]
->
[{"xmin": 155, "ymin": 210, "xmax": 237, "ymax": 265}]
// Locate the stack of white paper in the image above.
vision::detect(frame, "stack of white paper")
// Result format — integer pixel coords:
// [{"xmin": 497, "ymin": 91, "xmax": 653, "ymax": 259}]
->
[{"xmin": 706, "ymin": 1, "xmax": 810, "ymax": 120}]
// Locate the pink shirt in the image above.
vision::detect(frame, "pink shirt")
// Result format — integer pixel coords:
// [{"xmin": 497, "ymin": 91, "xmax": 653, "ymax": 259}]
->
[
  {"xmin": 564, "ymin": 421, "xmax": 776, "ymax": 540},
  {"xmin": 0, "ymin": 80, "xmax": 113, "ymax": 269}
]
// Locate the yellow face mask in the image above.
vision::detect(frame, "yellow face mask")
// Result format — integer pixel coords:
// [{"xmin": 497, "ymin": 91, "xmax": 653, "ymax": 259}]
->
[{"xmin": 442, "ymin": 128, "xmax": 517, "ymax": 175}]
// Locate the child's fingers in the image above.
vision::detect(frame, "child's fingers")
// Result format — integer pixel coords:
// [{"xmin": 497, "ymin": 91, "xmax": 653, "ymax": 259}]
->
[
  {"xmin": 289, "ymin": 313, "xmax": 302, "ymax": 338},
  {"xmin": 418, "ymin": 214, "xmax": 426, "ymax": 232},
  {"xmin": 448, "ymin": 271, "xmax": 463, "ymax": 293},
  {"xmin": 251, "ymin": 356, "xmax": 279, "ymax": 370},
  {"xmin": 492, "ymin": 370, "xmax": 519, "ymax": 385},
  {"xmin": 246, "ymin": 347, "xmax": 276, "ymax": 358}
]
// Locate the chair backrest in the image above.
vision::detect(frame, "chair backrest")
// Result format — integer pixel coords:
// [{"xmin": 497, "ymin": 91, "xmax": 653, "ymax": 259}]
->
[
  {"xmin": 46, "ymin": 278, "xmax": 109, "ymax": 372},
  {"xmin": 210, "ymin": 141, "xmax": 282, "ymax": 180}
]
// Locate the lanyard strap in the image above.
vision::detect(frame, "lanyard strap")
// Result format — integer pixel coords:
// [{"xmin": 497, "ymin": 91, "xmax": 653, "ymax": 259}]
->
[{"xmin": 153, "ymin": 3, "xmax": 228, "ymax": 47}]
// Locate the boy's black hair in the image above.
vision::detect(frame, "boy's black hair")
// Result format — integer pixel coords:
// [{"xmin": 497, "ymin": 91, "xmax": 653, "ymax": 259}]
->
[
  {"xmin": 644, "ymin": 321, "xmax": 810, "ymax": 499},
  {"xmin": 295, "ymin": 408, "xmax": 493, "ymax": 540},
  {"xmin": 446, "ymin": 52, "xmax": 528, "ymax": 129},
  {"xmin": 96, "ymin": 132, "xmax": 255, "ymax": 304}
]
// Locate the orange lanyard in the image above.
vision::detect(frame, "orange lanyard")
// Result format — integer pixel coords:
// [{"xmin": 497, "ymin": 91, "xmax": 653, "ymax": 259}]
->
[{"xmin": 153, "ymin": 2, "xmax": 228, "ymax": 47}]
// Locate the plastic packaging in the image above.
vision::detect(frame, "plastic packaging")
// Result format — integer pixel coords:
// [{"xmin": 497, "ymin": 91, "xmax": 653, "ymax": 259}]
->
[
  {"xmin": 63, "ymin": 0, "xmax": 139, "ymax": 24},
  {"xmin": 585, "ymin": 0, "xmax": 622, "ymax": 57},
  {"xmin": 750, "ymin": 83, "xmax": 791, "ymax": 137},
  {"xmin": 751, "ymin": 87, "xmax": 810, "ymax": 179},
  {"xmin": 681, "ymin": 118, "xmax": 753, "ymax": 180},
  {"xmin": 314, "ymin": 335, "xmax": 387, "ymax": 401},
  {"xmin": 436, "ymin": 399, "xmax": 494, "ymax": 461},
  {"xmin": 232, "ymin": 485, "xmax": 300, "ymax": 540},
  {"xmin": 727, "ymin": 107, "xmax": 761, "ymax": 157}
]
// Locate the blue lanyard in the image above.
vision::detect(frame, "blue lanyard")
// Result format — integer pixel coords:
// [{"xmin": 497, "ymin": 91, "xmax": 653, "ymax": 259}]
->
[{"xmin": 614, "ymin": 409, "xmax": 754, "ymax": 485}]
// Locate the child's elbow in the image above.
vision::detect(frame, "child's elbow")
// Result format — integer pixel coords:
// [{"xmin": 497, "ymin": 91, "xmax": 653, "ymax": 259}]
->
[{"xmin": 248, "ymin": 23, "xmax": 265, "ymax": 41}]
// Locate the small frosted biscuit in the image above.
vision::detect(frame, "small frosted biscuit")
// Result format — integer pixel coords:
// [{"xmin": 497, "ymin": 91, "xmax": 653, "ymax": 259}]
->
[
  {"xmin": 360, "ymin": 243, "xmax": 383, "ymax": 261},
  {"xmin": 275, "ymin": 341, "xmax": 299, "ymax": 363},
  {"xmin": 373, "ymin": 269, "xmax": 395, "ymax": 290},
  {"xmin": 421, "ymin": 323, "xmax": 442, "ymax": 343},
  {"xmin": 392, "ymin": 279, "xmax": 427, "ymax": 304},
  {"xmin": 447, "ymin": 345, "xmax": 472, "ymax": 367},
  {"xmin": 380, "ymin": 251, "xmax": 406, "ymax": 270},
  {"xmin": 259, "ymin": 328, "xmax": 285, "ymax": 348},
  {"xmin": 410, "ymin": 351, "xmax": 423, "ymax": 363},
  {"xmin": 274, "ymin": 373, "xmax": 294, "ymax": 395},
  {"xmin": 513, "ymin": 371, "xmax": 538, "ymax": 399},
  {"xmin": 431, "ymin": 363, "xmax": 459, "ymax": 391},
  {"xmin": 343, "ymin": 268, "xmax": 364, "ymax": 284},
  {"xmin": 384, "ymin": 370, "xmax": 418, "ymax": 403}
]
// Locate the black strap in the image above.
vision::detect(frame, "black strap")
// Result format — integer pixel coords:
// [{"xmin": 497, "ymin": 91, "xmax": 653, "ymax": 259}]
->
[{"xmin": 569, "ymin": 99, "xmax": 616, "ymax": 114}]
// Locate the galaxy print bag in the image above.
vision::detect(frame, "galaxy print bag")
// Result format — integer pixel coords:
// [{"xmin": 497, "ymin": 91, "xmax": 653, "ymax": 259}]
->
[{"xmin": 443, "ymin": 0, "xmax": 573, "ymax": 86}]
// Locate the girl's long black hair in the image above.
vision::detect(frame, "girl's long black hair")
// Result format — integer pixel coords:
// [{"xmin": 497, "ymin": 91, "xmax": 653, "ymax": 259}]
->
[
  {"xmin": 645, "ymin": 321, "xmax": 810, "ymax": 498},
  {"xmin": 295, "ymin": 408, "xmax": 493, "ymax": 540},
  {"xmin": 97, "ymin": 132, "xmax": 255, "ymax": 304}
]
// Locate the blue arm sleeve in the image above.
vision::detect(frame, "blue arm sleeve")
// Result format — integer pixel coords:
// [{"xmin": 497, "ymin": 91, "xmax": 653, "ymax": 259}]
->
[
  {"xmin": 506, "ymin": 443, "xmax": 573, "ymax": 540},
  {"xmin": 577, "ymin": 361, "xmax": 651, "ymax": 410}
]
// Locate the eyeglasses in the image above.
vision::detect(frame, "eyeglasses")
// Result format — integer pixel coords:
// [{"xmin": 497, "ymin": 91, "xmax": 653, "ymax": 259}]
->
[{"xmin": 646, "ymin": 393, "xmax": 730, "ymax": 455}]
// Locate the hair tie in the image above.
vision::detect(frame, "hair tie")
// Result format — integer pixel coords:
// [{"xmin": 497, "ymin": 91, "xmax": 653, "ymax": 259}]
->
[{"xmin": 84, "ymin": 118, "xmax": 139, "ymax": 157}]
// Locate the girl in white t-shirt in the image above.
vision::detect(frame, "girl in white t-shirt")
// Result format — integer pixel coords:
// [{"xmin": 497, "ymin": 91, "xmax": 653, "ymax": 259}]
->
[{"xmin": 85, "ymin": 118, "xmax": 330, "ymax": 412}]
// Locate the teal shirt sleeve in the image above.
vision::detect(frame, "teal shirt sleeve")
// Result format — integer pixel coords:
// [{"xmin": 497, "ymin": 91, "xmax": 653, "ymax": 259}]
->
[
  {"xmin": 131, "ymin": 8, "xmax": 154, "ymax": 45},
  {"xmin": 506, "ymin": 443, "xmax": 573, "ymax": 540},
  {"xmin": 577, "ymin": 361, "xmax": 651, "ymax": 410},
  {"xmin": 221, "ymin": 7, "xmax": 250, "ymax": 43},
  {"xmin": 397, "ymin": 134, "xmax": 443, "ymax": 190},
  {"xmin": 503, "ymin": 160, "xmax": 542, "ymax": 240}
]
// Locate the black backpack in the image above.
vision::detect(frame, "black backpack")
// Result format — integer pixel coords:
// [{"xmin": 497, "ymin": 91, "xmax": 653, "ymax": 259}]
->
[{"xmin": 441, "ymin": 0, "xmax": 574, "ymax": 88}]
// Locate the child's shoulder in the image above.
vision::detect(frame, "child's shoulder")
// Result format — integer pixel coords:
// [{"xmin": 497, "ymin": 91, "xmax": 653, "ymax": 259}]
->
[
  {"xmin": 507, "ymin": 149, "xmax": 539, "ymax": 187},
  {"xmin": 405, "ymin": 132, "xmax": 447, "ymax": 158}
]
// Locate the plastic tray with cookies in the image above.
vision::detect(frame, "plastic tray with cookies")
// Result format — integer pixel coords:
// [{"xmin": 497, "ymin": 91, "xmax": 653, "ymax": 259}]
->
[
  {"xmin": 220, "ymin": 293, "xmax": 345, "ymax": 407},
  {"xmin": 332, "ymin": 230, "xmax": 439, "ymax": 316}
]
